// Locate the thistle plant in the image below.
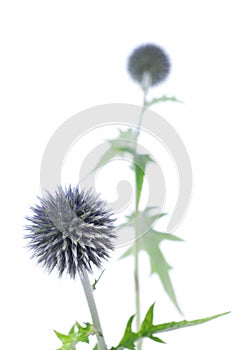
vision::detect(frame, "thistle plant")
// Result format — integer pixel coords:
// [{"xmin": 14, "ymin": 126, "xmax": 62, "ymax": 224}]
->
[
  {"xmin": 25, "ymin": 43, "xmax": 229, "ymax": 350},
  {"xmin": 128, "ymin": 44, "xmax": 172, "ymax": 338},
  {"xmin": 25, "ymin": 186, "xmax": 116, "ymax": 350}
]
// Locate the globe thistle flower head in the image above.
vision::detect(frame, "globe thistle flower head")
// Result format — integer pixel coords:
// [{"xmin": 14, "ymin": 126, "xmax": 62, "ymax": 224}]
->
[
  {"xmin": 127, "ymin": 43, "xmax": 170, "ymax": 89},
  {"xmin": 25, "ymin": 186, "xmax": 116, "ymax": 278}
]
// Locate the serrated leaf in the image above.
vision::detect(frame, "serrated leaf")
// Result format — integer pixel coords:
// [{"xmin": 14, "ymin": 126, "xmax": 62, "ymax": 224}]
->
[
  {"xmin": 120, "ymin": 207, "xmax": 167, "ymax": 234},
  {"xmin": 75, "ymin": 322, "xmax": 94, "ymax": 343},
  {"xmin": 149, "ymin": 335, "xmax": 166, "ymax": 343},
  {"xmin": 55, "ymin": 322, "xmax": 95, "ymax": 349},
  {"xmin": 55, "ymin": 331, "xmax": 71, "ymax": 343},
  {"xmin": 112, "ymin": 305, "xmax": 229, "ymax": 350},
  {"xmin": 139, "ymin": 303, "xmax": 154, "ymax": 333},
  {"xmin": 118, "ymin": 315, "xmax": 137, "ymax": 350},
  {"xmin": 68, "ymin": 325, "xmax": 75, "ymax": 335},
  {"xmin": 120, "ymin": 208, "xmax": 183, "ymax": 312},
  {"xmin": 138, "ymin": 304, "xmax": 166, "ymax": 344},
  {"xmin": 111, "ymin": 305, "xmax": 165, "ymax": 350},
  {"xmin": 145, "ymin": 95, "xmax": 182, "ymax": 107},
  {"xmin": 93, "ymin": 128, "xmax": 138, "ymax": 172},
  {"xmin": 145, "ymin": 233, "xmax": 182, "ymax": 313},
  {"xmin": 133, "ymin": 154, "xmax": 154, "ymax": 209},
  {"xmin": 152, "ymin": 311, "xmax": 230, "ymax": 334}
]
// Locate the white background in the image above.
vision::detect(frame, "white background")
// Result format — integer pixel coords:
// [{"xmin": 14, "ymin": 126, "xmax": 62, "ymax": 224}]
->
[{"xmin": 0, "ymin": 1, "xmax": 233, "ymax": 349}]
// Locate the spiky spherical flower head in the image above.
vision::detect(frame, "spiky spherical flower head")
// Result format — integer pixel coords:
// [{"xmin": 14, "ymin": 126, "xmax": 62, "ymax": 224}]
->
[
  {"xmin": 127, "ymin": 44, "xmax": 170, "ymax": 89},
  {"xmin": 25, "ymin": 186, "xmax": 116, "ymax": 278}
]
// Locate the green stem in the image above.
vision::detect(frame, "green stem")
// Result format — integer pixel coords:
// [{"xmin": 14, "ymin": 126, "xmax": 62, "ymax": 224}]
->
[
  {"xmin": 134, "ymin": 80, "xmax": 149, "ymax": 350},
  {"xmin": 134, "ymin": 205, "xmax": 141, "ymax": 333},
  {"xmin": 79, "ymin": 268, "xmax": 107, "ymax": 350},
  {"xmin": 135, "ymin": 91, "xmax": 147, "ymax": 151}
]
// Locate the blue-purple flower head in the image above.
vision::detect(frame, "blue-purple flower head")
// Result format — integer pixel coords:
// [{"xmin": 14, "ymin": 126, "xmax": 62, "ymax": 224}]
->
[
  {"xmin": 128, "ymin": 44, "xmax": 170, "ymax": 89},
  {"xmin": 25, "ymin": 186, "xmax": 116, "ymax": 278}
]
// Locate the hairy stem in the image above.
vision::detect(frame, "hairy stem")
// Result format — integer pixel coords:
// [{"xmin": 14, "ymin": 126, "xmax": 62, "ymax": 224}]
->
[{"xmin": 79, "ymin": 268, "xmax": 107, "ymax": 350}]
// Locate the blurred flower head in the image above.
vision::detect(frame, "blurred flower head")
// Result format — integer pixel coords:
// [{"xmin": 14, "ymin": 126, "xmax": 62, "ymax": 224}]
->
[
  {"xmin": 128, "ymin": 43, "xmax": 170, "ymax": 89},
  {"xmin": 25, "ymin": 186, "xmax": 116, "ymax": 278}
]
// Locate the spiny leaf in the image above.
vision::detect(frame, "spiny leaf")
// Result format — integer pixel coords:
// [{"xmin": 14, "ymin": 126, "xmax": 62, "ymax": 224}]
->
[
  {"xmin": 68, "ymin": 325, "xmax": 75, "ymax": 335},
  {"xmin": 120, "ymin": 207, "xmax": 181, "ymax": 250},
  {"xmin": 138, "ymin": 304, "xmax": 165, "ymax": 344},
  {"xmin": 139, "ymin": 303, "xmax": 154, "ymax": 333},
  {"xmin": 118, "ymin": 315, "xmax": 137, "ymax": 350},
  {"xmin": 55, "ymin": 331, "xmax": 71, "ymax": 343},
  {"xmin": 133, "ymin": 154, "xmax": 154, "ymax": 209},
  {"xmin": 111, "ymin": 305, "xmax": 165, "ymax": 350},
  {"xmin": 120, "ymin": 207, "xmax": 167, "ymax": 234},
  {"xmin": 145, "ymin": 95, "xmax": 182, "ymax": 107},
  {"xmin": 75, "ymin": 322, "xmax": 94, "ymax": 343},
  {"xmin": 117, "ymin": 128, "xmax": 138, "ymax": 141},
  {"xmin": 112, "ymin": 304, "xmax": 229, "ymax": 350},
  {"xmin": 149, "ymin": 335, "xmax": 166, "ymax": 343},
  {"xmin": 93, "ymin": 128, "xmax": 138, "ymax": 172},
  {"xmin": 120, "ymin": 207, "xmax": 183, "ymax": 312},
  {"xmin": 55, "ymin": 322, "xmax": 95, "ymax": 349},
  {"xmin": 57, "ymin": 344, "xmax": 77, "ymax": 350},
  {"xmin": 114, "ymin": 311, "xmax": 164, "ymax": 350},
  {"xmin": 152, "ymin": 311, "xmax": 230, "ymax": 334}
]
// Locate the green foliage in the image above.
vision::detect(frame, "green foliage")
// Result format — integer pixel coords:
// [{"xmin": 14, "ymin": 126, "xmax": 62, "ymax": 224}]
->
[
  {"xmin": 111, "ymin": 304, "xmax": 230, "ymax": 350},
  {"xmin": 112, "ymin": 304, "xmax": 166, "ymax": 350},
  {"xmin": 120, "ymin": 207, "xmax": 183, "ymax": 312},
  {"xmin": 92, "ymin": 270, "xmax": 105, "ymax": 290},
  {"xmin": 93, "ymin": 128, "xmax": 137, "ymax": 172},
  {"xmin": 55, "ymin": 306, "xmax": 229, "ymax": 350},
  {"xmin": 55, "ymin": 322, "xmax": 95, "ymax": 350},
  {"xmin": 133, "ymin": 153, "xmax": 154, "ymax": 209},
  {"xmin": 93, "ymin": 126, "xmax": 155, "ymax": 212},
  {"xmin": 145, "ymin": 95, "xmax": 182, "ymax": 107}
]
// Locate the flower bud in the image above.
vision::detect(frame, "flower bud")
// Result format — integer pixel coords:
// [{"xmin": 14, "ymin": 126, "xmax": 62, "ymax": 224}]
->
[{"xmin": 128, "ymin": 44, "xmax": 170, "ymax": 89}]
